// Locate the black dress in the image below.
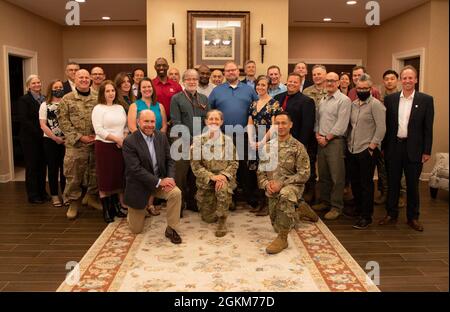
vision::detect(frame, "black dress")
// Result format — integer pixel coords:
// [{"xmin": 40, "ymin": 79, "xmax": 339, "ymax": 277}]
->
[{"xmin": 17, "ymin": 91, "xmax": 47, "ymax": 202}]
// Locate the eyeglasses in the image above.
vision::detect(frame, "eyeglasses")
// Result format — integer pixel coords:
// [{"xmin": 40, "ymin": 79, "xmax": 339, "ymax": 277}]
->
[
  {"xmin": 224, "ymin": 68, "xmax": 238, "ymax": 72},
  {"xmin": 326, "ymin": 79, "xmax": 338, "ymax": 83}
]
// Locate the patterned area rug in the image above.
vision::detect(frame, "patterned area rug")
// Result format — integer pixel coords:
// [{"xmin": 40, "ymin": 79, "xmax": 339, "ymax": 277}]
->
[{"xmin": 57, "ymin": 206, "xmax": 379, "ymax": 292}]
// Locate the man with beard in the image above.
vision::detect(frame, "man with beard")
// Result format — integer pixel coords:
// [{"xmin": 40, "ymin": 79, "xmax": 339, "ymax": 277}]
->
[
  {"xmin": 171, "ymin": 69, "xmax": 210, "ymax": 213},
  {"xmin": 209, "ymin": 61, "xmax": 259, "ymax": 210},
  {"xmin": 90, "ymin": 66, "xmax": 105, "ymax": 95}
]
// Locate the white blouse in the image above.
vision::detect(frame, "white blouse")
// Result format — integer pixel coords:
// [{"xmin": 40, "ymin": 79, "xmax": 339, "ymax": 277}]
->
[{"xmin": 91, "ymin": 104, "xmax": 127, "ymax": 143}]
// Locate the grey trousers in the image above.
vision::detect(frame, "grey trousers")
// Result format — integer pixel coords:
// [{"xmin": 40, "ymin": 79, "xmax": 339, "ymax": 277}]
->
[{"xmin": 318, "ymin": 138, "xmax": 346, "ymax": 210}]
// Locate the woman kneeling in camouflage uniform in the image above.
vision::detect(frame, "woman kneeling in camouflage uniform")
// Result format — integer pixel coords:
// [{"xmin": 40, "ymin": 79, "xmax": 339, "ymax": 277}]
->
[{"xmin": 191, "ymin": 110, "xmax": 238, "ymax": 237}]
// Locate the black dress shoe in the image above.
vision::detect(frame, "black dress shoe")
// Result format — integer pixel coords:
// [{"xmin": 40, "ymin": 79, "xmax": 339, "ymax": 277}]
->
[
  {"xmin": 165, "ymin": 227, "xmax": 182, "ymax": 244},
  {"xmin": 353, "ymin": 218, "xmax": 372, "ymax": 230}
]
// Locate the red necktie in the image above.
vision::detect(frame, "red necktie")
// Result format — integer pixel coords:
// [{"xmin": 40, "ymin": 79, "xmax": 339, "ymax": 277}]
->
[{"xmin": 282, "ymin": 95, "xmax": 289, "ymax": 110}]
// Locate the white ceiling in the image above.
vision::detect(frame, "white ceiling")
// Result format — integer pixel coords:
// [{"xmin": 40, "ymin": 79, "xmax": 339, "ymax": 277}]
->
[
  {"xmin": 290, "ymin": 0, "xmax": 430, "ymax": 27},
  {"xmin": 5, "ymin": 0, "xmax": 430, "ymax": 27},
  {"xmin": 5, "ymin": 0, "xmax": 147, "ymax": 26}
]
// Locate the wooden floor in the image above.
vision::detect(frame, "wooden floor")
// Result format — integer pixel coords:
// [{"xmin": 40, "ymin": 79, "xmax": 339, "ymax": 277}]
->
[{"xmin": 0, "ymin": 182, "xmax": 447, "ymax": 292}]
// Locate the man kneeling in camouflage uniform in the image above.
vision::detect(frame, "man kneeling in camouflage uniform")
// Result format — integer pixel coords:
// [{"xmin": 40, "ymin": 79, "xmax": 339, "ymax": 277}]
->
[
  {"xmin": 191, "ymin": 110, "xmax": 238, "ymax": 237},
  {"xmin": 258, "ymin": 112, "xmax": 312, "ymax": 254}
]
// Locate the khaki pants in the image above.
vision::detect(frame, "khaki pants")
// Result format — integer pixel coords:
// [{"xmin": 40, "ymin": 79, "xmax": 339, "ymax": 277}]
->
[
  {"xmin": 127, "ymin": 186, "xmax": 182, "ymax": 234},
  {"xmin": 318, "ymin": 138, "xmax": 346, "ymax": 210}
]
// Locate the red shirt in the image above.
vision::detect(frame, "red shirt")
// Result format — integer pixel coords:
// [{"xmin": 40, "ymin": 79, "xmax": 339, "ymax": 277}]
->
[{"xmin": 152, "ymin": 77, "xmax": 182, "ymax": 119}]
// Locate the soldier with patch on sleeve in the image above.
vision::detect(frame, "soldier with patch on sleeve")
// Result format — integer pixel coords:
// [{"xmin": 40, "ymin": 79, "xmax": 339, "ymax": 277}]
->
[
  {"xmin": 191, "ymin": 110, "xmax": 238, "ymax": 238},
  {"xmin": 257, "ymin": 112, "xmax": 311, "ymax": 254}
]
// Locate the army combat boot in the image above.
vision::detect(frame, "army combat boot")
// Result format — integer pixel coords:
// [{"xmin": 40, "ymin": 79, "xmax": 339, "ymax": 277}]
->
[
  {"xmin": 266, "ymin": 230, "xmax": 289, "ymax": 254},
  {"xmin": 298, "ymin": 201, "xmax": 319, "ymax": 222},
  {"xmin": 83, "ymin": 194, "xmax": 102, "ymax": 210},
  {"xmin": 66, "ymin": 199, "xmax": 81, "ymax": 220},
  {"xmin": 215, "ymin": 216, "xmax": 227, "ymax": 237}
]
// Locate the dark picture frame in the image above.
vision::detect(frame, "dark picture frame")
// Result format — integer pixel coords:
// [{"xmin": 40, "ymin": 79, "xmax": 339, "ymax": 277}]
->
[{"xmin": 187, "ymin": 11, "xmax": 250, "ymax": 73}]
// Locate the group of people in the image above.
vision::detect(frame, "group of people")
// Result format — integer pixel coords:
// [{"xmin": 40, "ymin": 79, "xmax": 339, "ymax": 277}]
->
[{"xmin": 17, "ymin": 57, "xmax": 434, "ymax": 254}]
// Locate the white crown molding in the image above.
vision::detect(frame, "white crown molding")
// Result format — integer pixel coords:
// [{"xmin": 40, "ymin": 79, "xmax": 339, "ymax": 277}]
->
[
  {"xmin": 289, "ymin": 58, "xmax": 363, "ymax": 66},
  {"xmin": 68, "ymin": 58, "xmax": 147, "ymax": 64}
]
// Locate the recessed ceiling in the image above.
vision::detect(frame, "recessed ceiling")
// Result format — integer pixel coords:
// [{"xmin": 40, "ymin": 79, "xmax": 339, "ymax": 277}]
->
[
  {"xmin": 290, "ymin": 0, "xmax": 430, "ymax": 27},
  {"xmin": 5, "ymin": 0, "xmax": 430, "ymax": 27},
  {"xmin": 5, "ymin": 0, "xmax": 147, "ymax": 26}
]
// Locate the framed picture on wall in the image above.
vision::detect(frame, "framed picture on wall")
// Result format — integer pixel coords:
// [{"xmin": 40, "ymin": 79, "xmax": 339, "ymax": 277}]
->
[{"xmin": 187, "ymin": 11, "xmax": 250, "ymax": 73}]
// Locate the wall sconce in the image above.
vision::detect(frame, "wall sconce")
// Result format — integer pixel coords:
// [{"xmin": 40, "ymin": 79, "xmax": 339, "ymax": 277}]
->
[
  {"xmin": 169, "ymin": 22, "xmax": 176, "ymax": 63},
  {"xmin": 260, "ymin": 24, "xmax": 267, "ymax": 64}
]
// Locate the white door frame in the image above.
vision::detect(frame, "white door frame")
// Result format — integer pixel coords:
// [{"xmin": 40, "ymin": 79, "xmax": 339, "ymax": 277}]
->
[
  {"xmin": 1, "ymin": 45, "xmax": 38, "ymax": 182},
  {"xmin": 392, "ymin": 47, "xmax": 425, "ymax": 92}
]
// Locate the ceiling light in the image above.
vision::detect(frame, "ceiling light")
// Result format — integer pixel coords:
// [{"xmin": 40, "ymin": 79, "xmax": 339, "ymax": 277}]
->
[
  {"xmin": 102, "ymin": 16, "xmax": 111, "ymax": 20},
  {"xmin": 323, "ymin": 17, "xmax": 332, "ymax": 22},
  {"xmin": 75, "ymin": 0, "xmax": 86, "ymax": 3},
  {"xmin": 346, "ymin": 1, "xmax": 357, "ymax": 5}
]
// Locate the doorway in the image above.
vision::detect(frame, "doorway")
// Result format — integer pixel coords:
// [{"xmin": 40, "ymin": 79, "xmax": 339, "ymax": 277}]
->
[
  {"xmin": 9, "ymin": 55, "xmax": 25, "ymax": 180},
  {"xmin": 1, "ymin": 45, "xmax": 38, "ymax": 182}
]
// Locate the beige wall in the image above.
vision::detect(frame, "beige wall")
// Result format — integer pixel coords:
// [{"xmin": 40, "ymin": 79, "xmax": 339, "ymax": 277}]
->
[
  {"xmin": 427, "ymin": 0, "xmax": 449, "ymax": 165},
  {"xmin": 62, "ymin": 26, "xmax": 147, "ymax": 62},
  {"xmin": 146, "ymin": 0, "xmax": 289, "ymax": 80},
  {"xmin": 0, "ymin": 0, "xmax": 63, "ymax": 179},
  {"xmin": 367, "ymin": 0, "xmax": 448, "ymax": 172},
  {"xmin": 367, "ymin": 2, "xmax": 431, "ymax": 87},
  {"xmin": 289, "ymin": 27, "xmax": 367, "ymax": 65}
]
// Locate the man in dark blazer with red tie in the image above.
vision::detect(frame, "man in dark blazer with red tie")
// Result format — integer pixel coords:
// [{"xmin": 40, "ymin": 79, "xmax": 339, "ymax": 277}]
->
[
  {"xmin": 122, "ymin": 109, "xmax": 182, "ymax": 243},
  {"xmin": 379, "ymin": 65, "xmax": 434, "ymax": 231}
]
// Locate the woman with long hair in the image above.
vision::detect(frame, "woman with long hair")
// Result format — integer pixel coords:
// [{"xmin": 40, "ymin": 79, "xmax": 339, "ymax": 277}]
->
[
  {"xmin": 114, "ymin": 72, "xmax": 135, "ymax": 114},
  {"xmin": 92, "ymin": 80, "xmax": 128, "ymax": 223},
  {"xmin": 339, "ymin": 72, "xmax": 353, "ymax": 96},
  {"xmin": 39, "ymin": 79, "xmax": 66, "ymax": 207},
  {"xmin": 247, "ymin": 75, "xmax": 282, "ymax": 216}
]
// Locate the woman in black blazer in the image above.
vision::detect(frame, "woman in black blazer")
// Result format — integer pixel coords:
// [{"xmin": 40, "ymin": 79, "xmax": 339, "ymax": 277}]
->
[{"xmin": 17, "ymin": 74, "xmax": 48, "ymax": 203}]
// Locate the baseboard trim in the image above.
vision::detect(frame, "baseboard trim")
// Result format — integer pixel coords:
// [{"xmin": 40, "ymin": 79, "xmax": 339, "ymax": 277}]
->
[{"xmin": 0, "ymin": 173, "xmax": 13, "ymax": 183}]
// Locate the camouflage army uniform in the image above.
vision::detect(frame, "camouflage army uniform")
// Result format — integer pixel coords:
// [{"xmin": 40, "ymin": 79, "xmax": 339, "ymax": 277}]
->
[
  {"xmin": 190, "ymin": 133, "xmax": 238, "ymax": 222},
  {"xmin": 303, "ymin": 85, "xmax": 327, "ymax": 108},
  {"xmin": 257, "ymin": 135, "xmax": 310, "ymax": 232},
  {"xmin": 57, "ymin": 91, "xmax": 98, "ymax": 202},
  {"xmin": 301, "ymin": 85, "xmax": 327, "ymax": 197}
]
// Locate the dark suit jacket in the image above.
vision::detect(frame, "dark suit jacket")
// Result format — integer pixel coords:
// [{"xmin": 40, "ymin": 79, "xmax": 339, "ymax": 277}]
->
[
  {"xmin": 302, "ymin": 79, "xmax": 313, "ymax": 91},
  {"xmin": 17, "ymin": 92, "xmax": 43, "ymax": 141},
  {"xmin": 275, "ymin": 91, "xmax": 316, "ymax": 147},
  {"xmin": 122, "ymin": 130, "xmax": 175, "ymax": 209},
  {"xmin": 63, "ymin": 80, "xmax": 73, "ymax": 95},
  {"xmin": 384, "ymin": 91, "xmax": 434, "ymax": 163}
]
